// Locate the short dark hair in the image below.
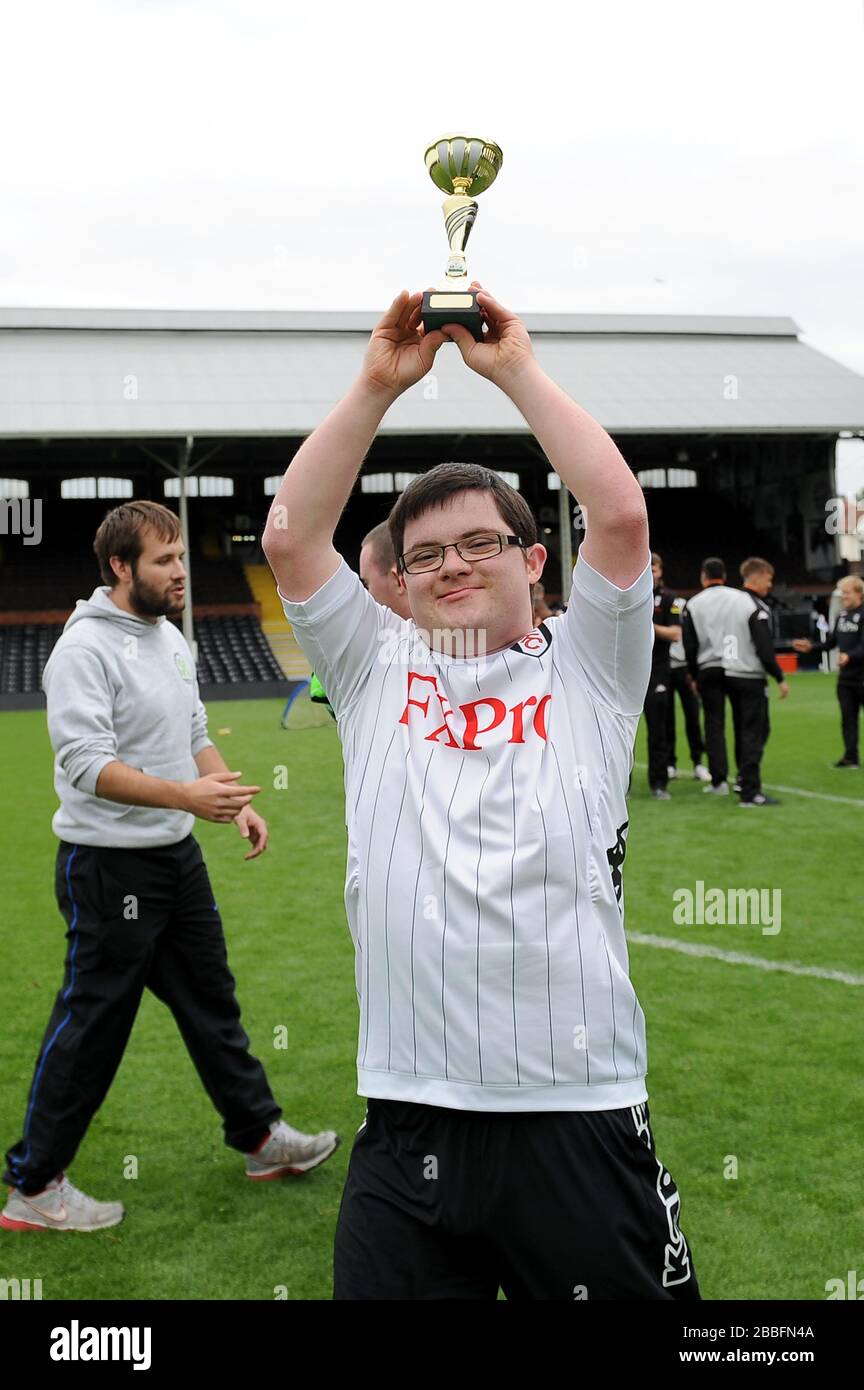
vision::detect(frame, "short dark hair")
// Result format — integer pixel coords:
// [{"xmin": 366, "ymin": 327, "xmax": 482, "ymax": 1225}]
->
[
  {"xmin": 93, "ymin": 500, "xmax": 181, "ymax": 586},
  {"xmin": 387, "ymin": 462, "xmax": 538, "ymax": 571},
  {"xmin": 740, "ymin": 556, "xmax": 774, "ymax": 581},
  {"xmin": 701, "ymin": 556, "xmax": 726, "ymax": 581},
  {"xmin": 360, "ymin": 520, "xmax": 397, "ymax": 576}
]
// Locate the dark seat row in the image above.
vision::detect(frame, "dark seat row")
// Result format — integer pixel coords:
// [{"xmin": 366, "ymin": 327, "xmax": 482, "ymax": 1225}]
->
[{"xmin": 0, "ymin": 616, "xmax": 283, "ymax": 694}]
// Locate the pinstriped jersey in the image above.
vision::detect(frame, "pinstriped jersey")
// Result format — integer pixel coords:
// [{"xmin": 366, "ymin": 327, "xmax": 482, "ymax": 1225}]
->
[{"xmin": 280, "ymin": 550, "xmax": 654, "ymax": 1112}]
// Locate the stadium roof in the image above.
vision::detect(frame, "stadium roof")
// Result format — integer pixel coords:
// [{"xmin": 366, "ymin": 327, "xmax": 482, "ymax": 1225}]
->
[{"xmin": 1, "ymin": 308, "xmax": 863, "ymax": 439}]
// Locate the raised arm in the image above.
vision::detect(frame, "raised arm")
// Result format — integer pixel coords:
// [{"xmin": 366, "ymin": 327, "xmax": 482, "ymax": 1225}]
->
[
  {"xmin": 262, "ymin": 290, "xmax": 447, "ymax": 602},
  {"xmin": 441, "ymin": 285, "xmax": 648, "ymax": 589},
  {"xmin": 504, "ymin": 369, "xmax": 647, "ymax": 588}
]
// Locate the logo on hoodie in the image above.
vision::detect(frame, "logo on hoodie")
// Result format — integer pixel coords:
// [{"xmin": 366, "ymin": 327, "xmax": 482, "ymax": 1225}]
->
[{"xmin": 174, "ymin": 652, "xmax": 193, "ymax": 683}]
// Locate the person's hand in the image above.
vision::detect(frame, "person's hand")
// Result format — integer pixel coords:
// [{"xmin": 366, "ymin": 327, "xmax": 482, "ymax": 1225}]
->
[
  {"xmin": 179, "ymin": 771, "xmax": 261, "ymax": 823},
  {"xmin": 778, "ymin": 679, "xmax": 790, "ymax": 699},
  {"xmin": 792, "ymin": 638, "xmax": 812, "ymax": 652},
  {"xmin": 359, "ymin": 289, "xmax": 448, "ymax": 399},
  {"xmin": 439, "ymin": 283, "xmax": 537, "ymax": 392},
  {"xmin": 234, "ymin": 804, "xmax": 269, "ymax": 859},
  {"xmin": 838, "ymin": 652, "xmax": 849, "ymax": 668}
]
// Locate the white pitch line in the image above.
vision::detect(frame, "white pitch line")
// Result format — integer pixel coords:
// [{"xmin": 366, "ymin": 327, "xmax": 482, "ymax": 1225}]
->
[
  {"xmin": 761, "ymin": 782, "xmax": 864, "ymax": 807},
  {"xmin": 627, "ymin": 932, "xmax": 864, "ymax": 986},
  {"xmin": 632, "ymin": 762, "xmax": 864, "ymax": 808}
]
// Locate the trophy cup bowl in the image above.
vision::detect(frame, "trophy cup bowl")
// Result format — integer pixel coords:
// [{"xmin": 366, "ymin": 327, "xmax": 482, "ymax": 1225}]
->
[{"xmin": 421, "ymin": 134, "xmax": 503, "ymax": 342}]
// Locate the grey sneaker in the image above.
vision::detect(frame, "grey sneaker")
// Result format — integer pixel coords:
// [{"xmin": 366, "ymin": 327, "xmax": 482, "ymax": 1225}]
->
[
  {"xmin": 0, "ymin": 1173, "xmax": 124, "ymax": 1232},
  {"xmin": 245, "ymin": 1120, "xmax": 340, "ymax": 1180},
  {"xmin": 703, "ymin": 780, "xmax": 729, "ymax": 795},
  {"xmin": 693, "ymin": 764, "xmax": 712, "ymax": 783}
]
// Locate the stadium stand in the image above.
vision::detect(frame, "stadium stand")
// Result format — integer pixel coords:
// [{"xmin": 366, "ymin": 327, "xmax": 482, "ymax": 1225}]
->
[
  {"xmin": 193, "ymin": 614, "xmax": 285, "ymax": 686},
  {"xmin": 0, "ymin": 623, "xmax": 64, "ymax": 696},
  {"xmin": 244, "ymin": 563, "xmax": 312, "ymax": 680},
  {"xmin": 0, "ymin": 550, "xmax": 304, "ymax": 706},
  {"xmin": 644, "ymin": 489, "xmax": 813, "ymax": 593},
  {"xmin": 0, "ymin": 553, "xmax": 256, "ymax": 614},
  {"xmin": 0, "ymin": 615, "xmax": 288, "ymax": 699}
]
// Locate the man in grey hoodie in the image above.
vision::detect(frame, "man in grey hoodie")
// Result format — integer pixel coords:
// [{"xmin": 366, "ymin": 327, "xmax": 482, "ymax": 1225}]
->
[{"xmin": 1, "ymin": 501, "xmax": 338, "ymax": 1233}]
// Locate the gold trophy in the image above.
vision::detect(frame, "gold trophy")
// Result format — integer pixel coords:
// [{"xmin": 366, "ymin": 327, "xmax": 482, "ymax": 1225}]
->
[{"xmin": 421, "ymin": 134, "xmax": 503, "ymax": 342}]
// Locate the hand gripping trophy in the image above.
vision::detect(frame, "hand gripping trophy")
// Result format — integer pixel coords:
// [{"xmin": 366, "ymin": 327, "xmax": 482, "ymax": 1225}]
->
[{"xmin": 421, "ymin": 134, "xmax": 503, "ymax": 343}]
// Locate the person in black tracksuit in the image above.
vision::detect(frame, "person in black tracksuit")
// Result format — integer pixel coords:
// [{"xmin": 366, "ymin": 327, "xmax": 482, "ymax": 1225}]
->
[
  {"xmin": 725, "ymin": 558, "xmax": 790, "ymax": 805},
  {"xmin": 793, "ymin": 575, "xmax": 864, "ymax": 766},
  {"xmin": 643, "ymin": 553, "xmax": 682, "ymax": 798}
]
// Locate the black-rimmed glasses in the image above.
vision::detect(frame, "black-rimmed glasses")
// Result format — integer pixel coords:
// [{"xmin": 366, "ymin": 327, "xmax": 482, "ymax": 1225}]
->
[{"xmin": 398, "ymin": 532, "xmax": 527, "ymax": 575}]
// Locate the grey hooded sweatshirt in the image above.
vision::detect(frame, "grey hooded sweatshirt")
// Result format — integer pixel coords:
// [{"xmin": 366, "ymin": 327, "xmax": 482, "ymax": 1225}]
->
[{"xmin": 42, "ymin": 587, "xmax": 213, "ymax": 848}]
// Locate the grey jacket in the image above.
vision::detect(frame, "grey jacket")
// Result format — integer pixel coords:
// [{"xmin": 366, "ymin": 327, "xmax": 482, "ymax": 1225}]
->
[
  {"xmin": 683, "ymin": 583, "xmax": 781, "ymax": 681},
  {"xmin": 42, "ymin": 587, "xmax": 213, "ymax": 847}
]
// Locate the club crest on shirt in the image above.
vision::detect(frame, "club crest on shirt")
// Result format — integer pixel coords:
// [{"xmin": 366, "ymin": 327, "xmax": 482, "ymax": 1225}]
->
[
  {"xmin": 509, "ymin": 621, "xmax": 552, "ymax": 659},
  {"xmin": 174, "ymin": 651, "xmax": 194, "ymax": 683}
]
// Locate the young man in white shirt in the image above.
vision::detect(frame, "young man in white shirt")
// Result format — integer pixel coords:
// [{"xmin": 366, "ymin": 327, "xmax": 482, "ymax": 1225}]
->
[{"xmin": 263, "ymin": 285, "xmax": 701, "ymax": 1301}]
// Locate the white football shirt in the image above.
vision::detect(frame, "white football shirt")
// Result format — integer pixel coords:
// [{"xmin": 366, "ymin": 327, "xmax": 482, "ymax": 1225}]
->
[{"xmin": 280, "ymin": 548, "xmax": 654, "ymax": 1112}]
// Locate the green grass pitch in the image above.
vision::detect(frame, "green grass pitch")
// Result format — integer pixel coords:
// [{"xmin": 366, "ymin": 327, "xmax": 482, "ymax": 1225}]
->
[{"xmin": 0, "ymin": 674, "xmax": 861, "ymax": 1300}]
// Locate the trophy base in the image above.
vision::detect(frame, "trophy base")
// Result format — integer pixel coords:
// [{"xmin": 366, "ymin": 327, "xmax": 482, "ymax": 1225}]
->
[{"xmin": 422, "ymin": 289, "xmax": 484, "ymax": 342}]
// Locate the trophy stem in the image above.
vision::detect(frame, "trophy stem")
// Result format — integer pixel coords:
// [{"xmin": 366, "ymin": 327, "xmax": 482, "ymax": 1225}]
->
[{"xmin": 442, "ymin": 193, "xmax": 478, "ymax": 280}]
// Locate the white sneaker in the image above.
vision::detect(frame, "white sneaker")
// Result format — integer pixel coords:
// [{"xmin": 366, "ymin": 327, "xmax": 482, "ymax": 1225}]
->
[
  {"xmin": 0, "ymin": 1173, "xmax": 124, "ymax": 1232},
  {"xmin": 703, "ymin": 780, "xmax": 729, "ymax": 795},
  {"xmin": 693, "ymin": 765, "xmax": 712, "ymax": 783},
  {"xmin": 667, "ymin": 766, "xmax": 678, "ymax": 780},
  {"xmin": 244, "ymin": 1120, "xmax": 340, "ymax": 1180}
]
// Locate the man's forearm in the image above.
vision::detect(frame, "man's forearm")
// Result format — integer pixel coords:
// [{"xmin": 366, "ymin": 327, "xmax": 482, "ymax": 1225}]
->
[
  {"xmin": 504, "ymin": 363, "xmax": 645, "ymax": 528},
  {"xmin": 95, "ymin": 761, "xmax": 188, "ymax": 811},
  {"xmin": 263, "ymin": 378, "xmax": 396, "ymax": 551},
  {"xmin": 194, "ymin": 744, "xmax": 230, "ymax": 777}
]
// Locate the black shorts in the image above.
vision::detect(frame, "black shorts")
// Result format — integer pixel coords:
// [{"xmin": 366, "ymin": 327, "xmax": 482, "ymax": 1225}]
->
[{"xmin": 333, "ymin": 1097, "xmax": 701, "ymax": 1301}]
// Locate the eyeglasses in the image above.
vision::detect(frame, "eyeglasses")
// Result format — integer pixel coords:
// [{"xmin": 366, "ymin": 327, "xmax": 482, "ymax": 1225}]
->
[{"xmin": 398, "ymin": 532, "xmax": 526, "ymax": 575}]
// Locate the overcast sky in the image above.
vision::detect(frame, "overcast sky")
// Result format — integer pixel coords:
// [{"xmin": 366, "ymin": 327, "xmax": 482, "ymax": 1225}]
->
[{"xmin": 3, "ymin": 0, "xmax": 863, "ymax": 483}]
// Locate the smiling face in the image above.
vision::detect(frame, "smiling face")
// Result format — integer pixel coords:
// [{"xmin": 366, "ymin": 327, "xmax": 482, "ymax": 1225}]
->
[
  {"xmin": 839, "ymin": 579, "xmax": 863, "ymax": 610},
  {"xmin": 397, "ymin": 491, "xmax": 546, "ymax": 655}
]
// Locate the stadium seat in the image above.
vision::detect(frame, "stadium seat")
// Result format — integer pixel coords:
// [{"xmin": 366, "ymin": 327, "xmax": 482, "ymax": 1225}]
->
[{"xmin": 0, "ymin": 614, "xmax": 283, "ymax": 696}]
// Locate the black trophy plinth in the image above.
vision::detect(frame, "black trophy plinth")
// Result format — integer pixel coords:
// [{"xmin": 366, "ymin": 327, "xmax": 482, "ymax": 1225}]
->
[{"xmin": 422, "ymin": 288, "xmax": 485, "ymax": 342}]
